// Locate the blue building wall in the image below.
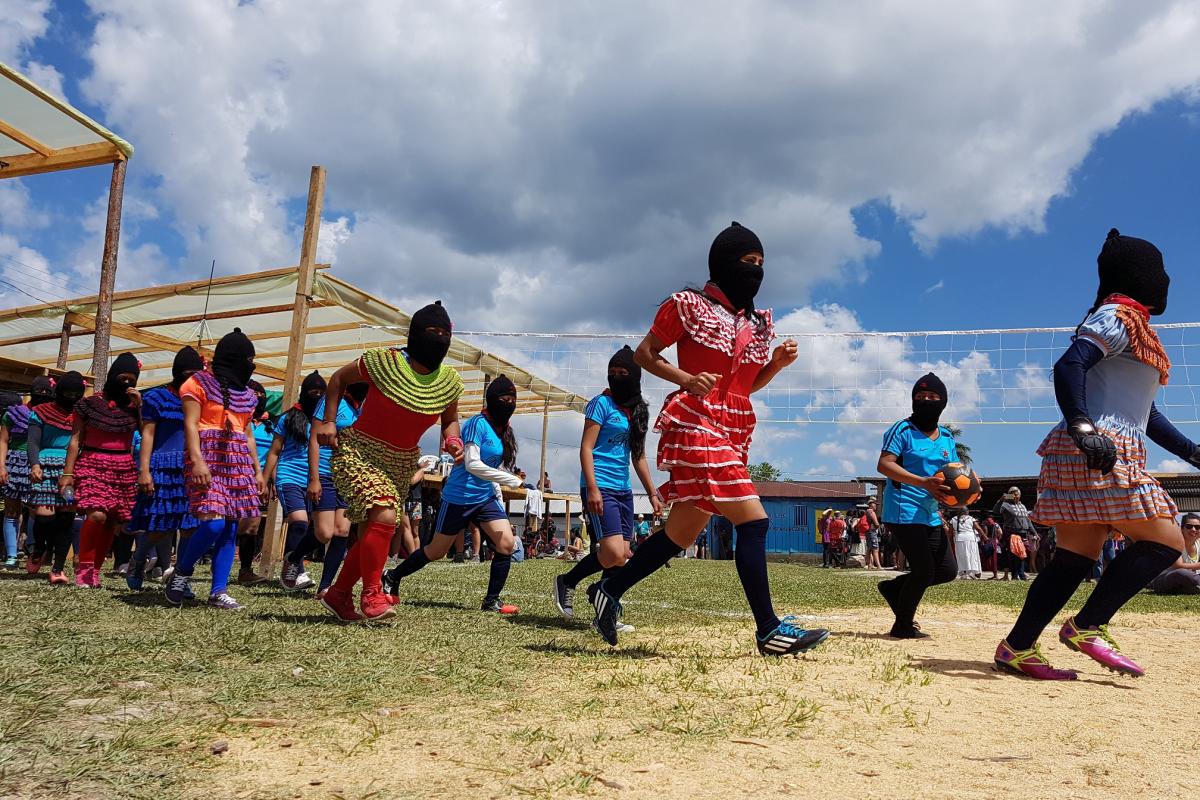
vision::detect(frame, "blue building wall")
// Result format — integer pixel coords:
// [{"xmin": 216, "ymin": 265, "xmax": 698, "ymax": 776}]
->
[{"xmin": 705, "ymin": 497, "xmax": 863, "ymax": 557}]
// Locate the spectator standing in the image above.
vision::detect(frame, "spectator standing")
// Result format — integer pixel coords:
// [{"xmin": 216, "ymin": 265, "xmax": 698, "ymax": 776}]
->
[
  {"xmin": 950, "ymin": 509, "xmax": 983, "ymax": 579},
  {"xmin": 982, "ymin": 514, "xmax": 1002, "ymax": 579},
  {"xmin": 993, "ymin": 487, "xmax": 1035, "ymax": 581},
  {"xmin": 818, "ymin": 508, "xmax": 833, "ymax": 567},
  {"xmin": 827, "ymin": 512, "xmax": 847, "ymax": 567},
  {"xmin": 864, "ymin": 498, "xmax": 883, "ymax": 570}
]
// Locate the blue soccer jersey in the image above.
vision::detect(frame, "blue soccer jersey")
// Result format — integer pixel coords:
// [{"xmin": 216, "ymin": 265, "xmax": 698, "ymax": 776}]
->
[
  {"xmin": 313, "ymin": 397, "xmax": 360, "ymax": 477},
  {"xmin": 443, "ymin": 414, "xmax": 506, "ymax": 505},
  {"xmin": 580, "ymin": 393, "xmax": 632, "ymax": 492},
  {"xmin": 880, "ymin": 420, "xmax": 958, "ymax": 527}
]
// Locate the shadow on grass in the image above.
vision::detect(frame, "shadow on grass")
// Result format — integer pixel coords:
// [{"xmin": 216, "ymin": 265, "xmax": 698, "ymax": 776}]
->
[
  {"xmin": 111, "ymin": 592, "xmax": 176, "ymax": 608},
  {"xmin": 504, "ymin": 612, "xmax": 577, "ymax": 631},
  {"xmin": 523, "ymin": 641, "xmax": 663, "ymax": 659},
  {"xmin": 403, "ymin": 599, "xmax": 465, "ymax": 611},
  {"xmin": 247, "ymin": 611, "xmax": 351, "ymax": 625},
  {"xmin": 908, "ymin": 656, "xmax": 1137, "ymax": 689},
  {"xmin": 0, "ymin": 572, "xmax": 56, "ymax": 582}
]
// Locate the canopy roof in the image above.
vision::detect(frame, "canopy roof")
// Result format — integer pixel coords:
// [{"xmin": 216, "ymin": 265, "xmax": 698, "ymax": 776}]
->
[
  {"xmin": 0, "ymin": 62, "xmax": 132, "ymax": 180},
  {"xmin": 0, "ymin": 267, "xmax": 586, "ymax": 416}
]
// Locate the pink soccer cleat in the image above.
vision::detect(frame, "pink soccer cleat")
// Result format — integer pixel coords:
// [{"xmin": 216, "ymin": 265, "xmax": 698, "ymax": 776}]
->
[
  {"xmin": 1058, "ymin": 618, "xmax": 1145, "ymax": 678},
  {"xmin": 994, "ymin": 640, "xmax": 1078, "ymax": 681}
]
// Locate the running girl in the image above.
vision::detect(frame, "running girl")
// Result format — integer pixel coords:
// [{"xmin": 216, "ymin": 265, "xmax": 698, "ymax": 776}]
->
[
  {"xmin": 382, "ymin": 375, "xmax": 524, "ymax": 614},
  {"xmin": 0, "ymin": 376, "xmax": 53, "ymax": 568},
  {"xmin": 997, "ymin": 229, "xmax": 1190, "ymax": 680},
  {"xmin": 62, "ymin": 353, "xmax": 142, "ymax": 588},
  {"xmin": 126, "ymin": 346, "xmax": 204, "ymax": 589},
  {"xmin": 25, "ymin": 372, "xmax": 85, "ymax": 581},
  {"xmin": 267, "ymin": 371, "xmax": 325, "ymax": 591},
  {"xmin": 164, "ymin": 328, "xmax": 265, "ymax": 609},
  {"xmin": 553, "ymin": 345, "xmax": 662, "ymax": 624},
  {"xmin": 314, "ymin": 301, "xmax": 464, "ymax": 622},
  {"xmin": 588, "ymin": 222, "xmax": 830, "ymax": 655}
]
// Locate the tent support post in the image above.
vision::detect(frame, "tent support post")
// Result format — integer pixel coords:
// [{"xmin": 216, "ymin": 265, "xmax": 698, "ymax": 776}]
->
[
  {"xmin": 89, "ymin": 159, "xmax": 126, "ymax": 388},
  {"xmin": 259, "ymin": 165, "xmax": 326, "ymax": 578},
  {"xmin": 56, "ymin": 317, "xmax": 71, "ymax": 369},
  {"xmin": 538, "ymin": 397, "xmax": 550, "ymax": 494}
]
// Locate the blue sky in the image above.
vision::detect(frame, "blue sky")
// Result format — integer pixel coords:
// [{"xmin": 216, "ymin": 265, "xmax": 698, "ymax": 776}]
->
[{"xmin": 4, "ymin": 1, "xmax": 1200, "ymax": 485}]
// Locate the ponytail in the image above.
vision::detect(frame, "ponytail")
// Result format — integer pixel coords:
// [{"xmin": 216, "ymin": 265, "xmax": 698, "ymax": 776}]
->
[
  {"xmin": 628, "ymin": 399, "xmax": 649, "ymax": 460},
  {"xmin": 501, "ymin": 425, "xmax": 518, "ymax": 471}
]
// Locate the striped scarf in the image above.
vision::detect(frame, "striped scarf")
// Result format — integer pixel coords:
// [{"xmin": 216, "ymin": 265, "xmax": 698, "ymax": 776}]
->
[{"xmin": 1106, "ymin": 294, "xmax": 1170, "ymax": 385}]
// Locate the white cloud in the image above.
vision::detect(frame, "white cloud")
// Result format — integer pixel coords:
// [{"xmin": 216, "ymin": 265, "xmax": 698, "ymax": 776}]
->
[
  {"xmin": 1154, "ymin": 458, "xmax": 1191, "ymax": 473},
  {"xmin": 0, "ymin": 0, "xmax": 51, "ymax": 65},
  {"xmin": 924, "ymin": 279, "xmax": 945, "ymax": 294}
]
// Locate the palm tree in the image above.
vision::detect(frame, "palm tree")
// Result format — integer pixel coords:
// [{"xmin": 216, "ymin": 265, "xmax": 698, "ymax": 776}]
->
[{"xmin": 946, "ymin": 425, "xmax": 972, "ymax": 465}]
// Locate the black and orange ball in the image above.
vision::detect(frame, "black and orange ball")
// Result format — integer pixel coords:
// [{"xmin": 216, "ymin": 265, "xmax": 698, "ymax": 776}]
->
[{"xmin": 933, "ymin": 462, "xmax": 981, "ymax": 507}]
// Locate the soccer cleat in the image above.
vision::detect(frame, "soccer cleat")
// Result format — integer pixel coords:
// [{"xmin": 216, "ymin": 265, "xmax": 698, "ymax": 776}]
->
[
  {"xmin": 587, "ymin": 580, "xmax": 623, "ymax": 646},
  {"xmin": 126, "ymin": 560, "xmax": 146, "ymax": 591},
  {"xmin": 279, "ymin": 559, "xmax": 302, "ymax": 590},
  {"xmin": 49, "ymin": 569, "xmax": 69, "ymax": 585},
  {"xmin": 163, "ymin": 572, "xmax": 193, "ymax": 606},
  {"xmin": 360, "ymin": 588, "xmax": 397, "ymax": 621},
  {"xmin": 318, "ymin": 587, "xmax": 362, "ymax": 622},
  {"xmin": 381, "ymin": 568, "xmax": 400, "ymax": 597},
  {"xmin": 207, "ymin": 592, "xmax": 245, "ymax": 611},
  {"xmin": 1058, "ymin": 618, "xmax": 1144, "ymax": 677},
  {"xmin": 756, "ymin": 617, "xmax": 831, "ymax": 656},
  {"xmin": 994, "ymin": 640, "xmax": 1078, "ymax": 680},
  {"xmin": 553, "ymin": 575, "xmax": 574, "ymax": 619},
  {"xmin": 481, "ymin": 598, "xmax": 519, "ymax": 615}
]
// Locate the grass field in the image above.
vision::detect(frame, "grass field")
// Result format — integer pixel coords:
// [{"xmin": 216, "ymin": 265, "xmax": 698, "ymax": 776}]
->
[{"xmin": 2, "ymin": 559, "xmax": 1197, "ymax": 800}]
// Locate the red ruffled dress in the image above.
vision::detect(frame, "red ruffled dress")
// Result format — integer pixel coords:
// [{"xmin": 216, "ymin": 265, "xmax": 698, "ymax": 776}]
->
[
  {"xmin": 73, "ymin": 394, "xmax": 139, "ymax": 522},
  {"xmin": 650, "ymin": 284, "xmax": 774, "ymax": 514}
]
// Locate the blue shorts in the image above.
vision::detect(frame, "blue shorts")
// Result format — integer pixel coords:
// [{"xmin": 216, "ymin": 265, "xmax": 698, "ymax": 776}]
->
[
  {"xmin": 313, "ymin": 473, "xmax": 347, "ymax": 512},
  {"xmin": 581, "ymin": 488, "xmax": 634, "ymax": 541},
  {"xmin": 435, "ymin": 498, "xmax": 508, "ymax": 535},
  {"xmin": 277, "ymin": 483, "xmax": 310, "ymax": 516}
]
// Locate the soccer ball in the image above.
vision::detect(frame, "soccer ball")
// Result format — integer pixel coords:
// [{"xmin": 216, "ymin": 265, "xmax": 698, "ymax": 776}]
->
[{"xmin": 933, "ymin": 462, "xmax": 981, "ymax": 507}]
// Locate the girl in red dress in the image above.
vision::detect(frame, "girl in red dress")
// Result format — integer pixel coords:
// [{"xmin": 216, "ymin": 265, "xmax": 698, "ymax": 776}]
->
[{"xmin": 587, "ymin": 222, "xmax": 830, "ymax": 656}]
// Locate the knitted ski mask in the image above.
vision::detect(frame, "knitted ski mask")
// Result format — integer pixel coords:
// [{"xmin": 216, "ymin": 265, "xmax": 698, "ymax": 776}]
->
[
  {"xmin": 909, "ymin": 372, "xmax": 947, "ymax": 432},
  {"xmin": 708, "ymin": 221, "xmax": 764, "ymax": 313},
  {"xmin": 55, "ymin": 371, "xmax": 85, "ymax": 412},
  {"xmin": 172, "ymin": 346, "xmax": 205, "ymax": 389},
  {"xmin": 485, "ymin": 374, "xmax": 516, "ymax": 431},
  {"xmin": 407, "ymin": 301, "xmax": 453, "ymax": 371},
  {"xmin": 299, "ymin": 371, "xmax": 326, "ymax": 417},
  {"xmin": 104, "ymin": 352, "xmax": 141, "ymax": 405},
  {"xmin": 607, "ymin": 345, "xmax": 642, "ymax": 408},
  {"xmin": 212, "ymin": 328, "xmax": 256, "ymax": 390},
  {"xmin": 30, "ymin": 376, "xmax": 54, "ymax": 405},
  {"xmin": 1095, "ymin": 228, "xmax": 1169, "ymax": 315}
]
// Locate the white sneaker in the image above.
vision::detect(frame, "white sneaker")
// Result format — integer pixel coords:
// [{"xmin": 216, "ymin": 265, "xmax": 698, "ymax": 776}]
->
[
  {"xmin": 294, "ymin": 571, "xmax": 315, "ymax": 590},
  {"xmin": 616, "ymin": 621, "xmax": 636, "ymax": 634}
]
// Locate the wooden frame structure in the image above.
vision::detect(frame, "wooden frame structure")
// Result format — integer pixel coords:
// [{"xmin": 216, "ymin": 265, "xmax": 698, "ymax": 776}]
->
[{"xmin": 1, "ymin": 62, "xmax": 134, "ymax": 388}]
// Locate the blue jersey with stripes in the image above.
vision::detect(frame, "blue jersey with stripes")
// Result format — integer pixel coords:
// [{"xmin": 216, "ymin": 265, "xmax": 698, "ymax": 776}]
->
[
  {"xmin": 580, "ymin": 393, "xmax": 631, "ymax": 491},
  {"xmin": 443, "ymin": 414, "xmax": 505, "ymax": 505},
  {"xmin": 880, "ymin": 420, "xmax": 958, "ymax": 527}
]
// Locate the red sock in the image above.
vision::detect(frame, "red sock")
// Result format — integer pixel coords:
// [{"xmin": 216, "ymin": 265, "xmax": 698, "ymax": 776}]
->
[
  {"xmin": 332, "ymin": 542, "xmax": 363, "ymax": 592},
  {"xmin": 78, "ymin": 518, "xmax": 104, "ymax": 565},
  {"xmin": 357, "ymin": 521, "xmax": 394, "ymax": 592},
  {"xmin": 95, "ymin": 522, "xmax": 117, "ymax": 571}
]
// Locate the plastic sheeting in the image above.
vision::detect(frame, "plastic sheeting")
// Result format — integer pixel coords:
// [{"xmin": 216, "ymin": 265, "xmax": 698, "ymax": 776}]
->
[{"xmin": 0, "ymin": 62, "xmax": 132, "ymax": 161}]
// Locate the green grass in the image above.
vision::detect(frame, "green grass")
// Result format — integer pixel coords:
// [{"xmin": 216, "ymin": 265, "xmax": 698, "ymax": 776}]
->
[{"xmin": 1, "ymin": 559, "xmax": 1196, "ymax": 799}]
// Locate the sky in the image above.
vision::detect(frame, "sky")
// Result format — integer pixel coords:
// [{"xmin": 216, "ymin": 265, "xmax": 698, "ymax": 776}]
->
[{"xmin": 3, "ymin": 0, "xmax": 1200, "ymax": 489}]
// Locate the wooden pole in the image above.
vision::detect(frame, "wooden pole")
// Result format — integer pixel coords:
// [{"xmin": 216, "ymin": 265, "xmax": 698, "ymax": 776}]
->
[
  {"xmin": 258, "ymin": 165, "xmax": 326, "ymax": 577},
  {"xmin": 538, "ymin": 397, "xmax": 550, "ymax": 491},
  {"xmin": 89, "ymin": 159, "xmax": 127, "ymax": 387},
  {"xmin": 56, "ymin": 317, "xmax": 72, "ymax": 369}
]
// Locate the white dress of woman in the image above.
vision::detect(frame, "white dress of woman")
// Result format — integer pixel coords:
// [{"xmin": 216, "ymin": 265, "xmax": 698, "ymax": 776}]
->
[{"xmin": 954, "ymin": 513, "xmax": 983, "ymax": 578}]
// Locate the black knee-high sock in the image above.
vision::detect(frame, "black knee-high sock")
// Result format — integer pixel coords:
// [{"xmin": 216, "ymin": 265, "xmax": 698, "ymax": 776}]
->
[
  {"xmin": 733, "ymin": 518, "xmax": 780, "ymax": 636},
  {"xmin": 50, "ymin": 513, "xmax": 74, "ymax": 572},
  {"xmin": 388, "ymin": 547, "xmax": 430, "ymax": 582},
  {"xmin": 562, "ymin": 551, "xmax": 602, "ymax": 588},
  {"xmin": 30, "ymin": 516, "xmax": 54, "ymax": 562},
  {"xmin": 288, "ymin": 529, "xmax": 321, "ymax": 565},
  {"xmin": 1075, "ymin": 541, "xmax": 1181, "ymax": 629},
  {"xmin": 484, "ymin": 553, "xmax": 512, "ymax": 603},
  {"xmin": 238, "ymin": 535, "xmax": 257, "ymax": 571},
  {"xmin": 604, "ymin": 531, "xmax": 681, "ymax": 599},
  {"xmin": 284, "ymin": 520, "xmax": 309, "ymax": 559},
  {"xmin": 1006, "ymin": 547, "xmax": 1094, "ymax": 649}
]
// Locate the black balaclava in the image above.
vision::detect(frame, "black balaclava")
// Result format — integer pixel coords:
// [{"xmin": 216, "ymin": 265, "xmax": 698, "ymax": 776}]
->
[
  {"xmin": 299, "ymin": 371, "xmax": 326, "ymax": 417},
  {"xmin": 346, "ymin": 381, "xmax": 370, "ymax": 406},
  {"xmin": 407, "ymin": 301, "xmax": 453, "ymax": 371},
  {"xmin": 212, "ymin": 328, "xmax": 256, "ymax": 390},
  {"xmin": 104, "ymin": 352, "xmax": 141, "ymax": 405},
  {"xmin": 708, "ymin": 221, "xmax": 764, "ymax": 313},
  {"xmin": 0, "ymin": 391, "xmax": 22, "ymax": 410},
  {"xmin": 55, "ymin": 371, "xmax": 85, "ymax": 412},
  {"xmin": 485, "ymin": 374, "xmax": 516, "ymax": 431},
  {"xmin": 248, "ymin": 380, "xmax": 268, "ymax": 420},
  {"xmin": 30, "ymin": 376, "xmax": 54, "ymax": 406},
  {"xmin": 1095, "ymin": 228, "xmax": 1169, "ymax": 315},
  {"xmin": 909, "ymin": 372, "xmax": 947, "ymax": 433},
  {"xmin": 607, "ymin": 345, "xmax": 643, "ymax": 408},
  {"xmin": 172, "ymin": 346, "xmax": 205, "ymax": 389}
]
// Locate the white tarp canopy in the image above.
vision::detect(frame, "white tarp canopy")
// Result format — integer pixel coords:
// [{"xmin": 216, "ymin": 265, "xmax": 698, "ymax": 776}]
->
[
  {"xmin": 0, "ymin": 266, "xmax": 587, "ymax": 416},
  {"xmin": 0, "ymin": 62, "xmax": 132, "ymax": 180}
]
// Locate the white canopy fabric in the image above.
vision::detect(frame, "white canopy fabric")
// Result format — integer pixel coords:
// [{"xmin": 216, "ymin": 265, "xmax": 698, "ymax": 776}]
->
[
  {"xmin": 0, "ymin": 62, "xmax": 132, "ymax": 179},
  {"xmin": 0, "ymin": 266, "xmax": 586, "ymax": 416}
]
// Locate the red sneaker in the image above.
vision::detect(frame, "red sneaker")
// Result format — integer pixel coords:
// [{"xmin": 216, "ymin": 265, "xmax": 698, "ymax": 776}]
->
[
  {"xmin": 318, "ymin": 587, "xmax": 363, "ymax": 623},
  {"xmin": 25, "ymin": 554, "xmax": 42, "ymax": 575},
  {"xmin": 49, "ymin": 570, "xmax": 69, "ymax": 585},
  {"xmin": 482, "ymin": 598, "xmax": 519, "ymax": 615},
  {"xmin": 385, "ymin": 593, "xmax": 400, "ymax": 606},
  {"xmin": 360, "ymin": 589, "xmax": 397, "ymax": 621}
]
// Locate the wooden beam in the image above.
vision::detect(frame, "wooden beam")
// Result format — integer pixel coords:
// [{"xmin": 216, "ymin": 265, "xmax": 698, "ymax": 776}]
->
[
  {"xmin": 0, "ymin": 117, "xmax": 52, "ymax": 156},
  {"xmin": 0, "ymin": 141, "xmax": 123, "ymax": 180},
  {"xmin": 0, "ymin": 318, "xmax": 361, "ymax": 353},
  {"xmin": 260, "ymin": 165, "xmax": 326, "ymax": 578},
  {"xmin": 122, "ymin": 301, "xmax": 330, "ymax": 331},
  {"xmin": 89, "ymin": 160, "xmax": 126, "ymax": 389}
]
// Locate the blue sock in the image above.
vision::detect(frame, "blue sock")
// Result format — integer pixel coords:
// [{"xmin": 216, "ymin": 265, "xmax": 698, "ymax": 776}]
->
[
  {"xmin": 176, "ymin": 518, "xmax": 226, "ymax": 577},
  {"xmin": 319, "ymin": 537, "xmax": 349, "ymax": 591},
  {"xmin": 288, "ymin": 528, "xmax": 321, "ymax": 566},
  {"xmin": 284, "ymin": 520, "xmax": 309, "ymax": 561},
  {"xmin": 131, "ymin": 533, "xmax": 150, "ymax": 565},
  {"xmin": 209, "ymin": 520, "xmax": 238, "ymax": 595},
  {"xmin": 2, "ymin": 515, "xmax": 17, "ymax": 560},
  {"xmin": 484, "ymin": 552, "xmax": 513, "ymax": 604},
  {"xmin": 733, "ymin": 518, "xmax": 781, "ymax": 637}
]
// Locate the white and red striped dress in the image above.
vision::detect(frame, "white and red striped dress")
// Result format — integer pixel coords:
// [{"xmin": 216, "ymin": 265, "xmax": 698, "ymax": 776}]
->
[{"xmin": 650, "ymin": 285, "xmax": 773, "ymax": 514}]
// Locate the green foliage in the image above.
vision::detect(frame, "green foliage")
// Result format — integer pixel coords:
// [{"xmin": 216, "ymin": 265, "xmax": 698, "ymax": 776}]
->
[{"xmin": 748, "ymin": 461, "xmax": 783, "ymax": 482}]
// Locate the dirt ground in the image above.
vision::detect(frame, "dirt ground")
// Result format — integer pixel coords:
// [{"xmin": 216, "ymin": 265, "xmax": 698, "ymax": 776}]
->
[{"xmin": 217, "ymin": 605, "xmax": 1196, "ymax": 800}]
